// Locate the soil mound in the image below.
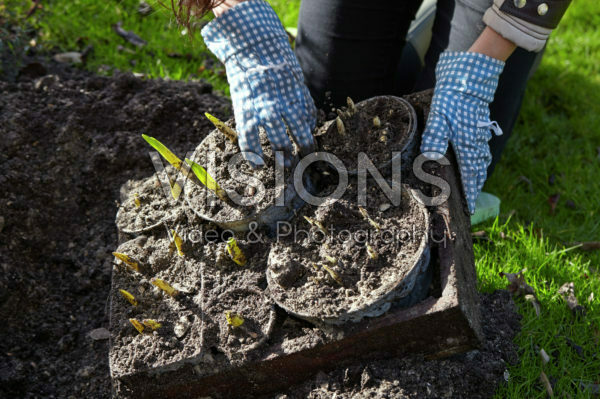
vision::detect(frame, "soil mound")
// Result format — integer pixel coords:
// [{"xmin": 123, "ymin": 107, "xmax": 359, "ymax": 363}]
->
[{"xmin": 0, "ymin": 58, "xmax": 230, "ymax": 398}]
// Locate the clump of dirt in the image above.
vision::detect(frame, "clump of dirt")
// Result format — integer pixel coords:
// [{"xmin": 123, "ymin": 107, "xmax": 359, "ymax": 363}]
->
[
  {"xmin": 116, "ymin": 171, "xmax": 186, "ymax": 233},
  {"xmin": 0, "ymin": 55, "xmax": 230, "ymax": 398},
  {"xmin": 267, "ymin": 183, "xmax": 429, "ymax": 324},
  {"xmin": 316, "ymin": 96, "xmax": 416, "ymax": 171},
  {"xmin": 269, "ymin": 290, "xmax": 522, "ymax": 399}
]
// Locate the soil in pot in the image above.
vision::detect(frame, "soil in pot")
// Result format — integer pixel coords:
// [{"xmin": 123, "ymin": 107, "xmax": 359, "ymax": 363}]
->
[
  {"xmin": 185, "ymin": 122, "xmax": 300, "ymax": 228},
  {"xmin": 110, "ymin": 220, "xmax": 275, "ymax": 377},
  {"xmin": 109, "ymin": 233, "xmax": 207, "ymax": 376},
  {"xmin": 195, "ymin": 238, "xmax": 275, "ymax": 364},
  {"xmin": 316, "ymin": 96, "xmax": 416, "ymax": 173},
  {"xmin": 267, "ymin": 182, "xmax": 429, "ymax": 324},
  {"xmin": 116, "ymin": 169, "xmax": 186, "ymax": 234}
]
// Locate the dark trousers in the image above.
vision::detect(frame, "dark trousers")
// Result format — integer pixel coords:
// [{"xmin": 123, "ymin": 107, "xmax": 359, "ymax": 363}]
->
[{"xmin": 295, "ymin": 0, "xmax": 544, "ymax": 175}]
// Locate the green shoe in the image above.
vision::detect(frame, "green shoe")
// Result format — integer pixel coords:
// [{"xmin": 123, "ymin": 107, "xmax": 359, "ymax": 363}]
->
[{"xmin": 470, "ymin": 192, "xmax": 501, "ymax": 225}]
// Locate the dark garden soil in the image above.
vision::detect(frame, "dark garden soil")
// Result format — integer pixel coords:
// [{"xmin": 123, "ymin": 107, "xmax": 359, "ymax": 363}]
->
[
  {"xmin": 0, "ymin": 56, "xmax": 521, "ymax": 398},
  {"xmin": 316, "ymin": 96, "xmax": 416, "ymax": 172},
  {"xmin": 0, "ymin": 56, "xmax": 230, "ymax": 398},
  {"xmin": 267, "ymin": 184, "xmax": 429, "ymax": 324}
]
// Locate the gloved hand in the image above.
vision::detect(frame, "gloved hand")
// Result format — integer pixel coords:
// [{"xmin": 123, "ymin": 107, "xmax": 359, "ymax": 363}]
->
[
  {"xmin": 421, "ymin": 51, "xmax": 505, "ymax": 213},
  {"xmin": 202, "ymin": 0, "xmax": 317, "ymax": 168}
]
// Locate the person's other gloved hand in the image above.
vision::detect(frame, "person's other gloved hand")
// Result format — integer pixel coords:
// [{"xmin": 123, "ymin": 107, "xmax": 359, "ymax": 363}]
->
[
  {"xmin": 421, "ymin": 51, "xmax": 505, "ymax": 213},
  {"xmin": 202, "ymin": 0, "xmax": 316, "ymax": 168}
]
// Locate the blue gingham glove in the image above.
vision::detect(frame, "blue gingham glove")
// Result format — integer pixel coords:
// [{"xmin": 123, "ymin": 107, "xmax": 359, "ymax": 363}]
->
[
  {"xmin": 201, "ymin": 0, "xmax": 317, "ymax": 168},
  {"xmin": 421, "ymin": 51, "xmax": 505, "ymax": 213}
]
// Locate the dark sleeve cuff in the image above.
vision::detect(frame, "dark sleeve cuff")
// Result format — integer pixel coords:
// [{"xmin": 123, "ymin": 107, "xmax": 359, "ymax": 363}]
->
[{"xmin": 499, "ymin": 0, "xmax": 572, "ymax": 29}]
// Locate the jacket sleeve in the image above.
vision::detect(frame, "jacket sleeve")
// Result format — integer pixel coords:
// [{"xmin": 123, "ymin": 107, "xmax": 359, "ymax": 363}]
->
[{"xmin": 483, "ymin": 0, "xmax": 572, "ymax": 52}]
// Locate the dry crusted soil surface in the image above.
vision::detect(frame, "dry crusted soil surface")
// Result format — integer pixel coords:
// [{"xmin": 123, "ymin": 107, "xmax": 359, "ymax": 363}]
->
[{"xmin": 0, "ymin": 58, "xmax": 521, "ymax": 398}]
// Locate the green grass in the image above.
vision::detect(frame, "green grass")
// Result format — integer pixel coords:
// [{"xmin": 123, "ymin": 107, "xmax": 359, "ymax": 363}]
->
[{"xmin": 3, "ymin": 0, "xmax": 599, "ymax": 397}]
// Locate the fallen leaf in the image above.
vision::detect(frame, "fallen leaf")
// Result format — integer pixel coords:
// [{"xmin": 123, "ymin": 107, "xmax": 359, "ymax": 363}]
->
[
  {"xmin": 548, "ymin": 193, "xmax": 560, "ymax": 215},
  {"xmin": 112, "ymin": 22, "xmax": 147, "ymax": 47},
  {"xmin": 499, "ymin": 269, "xmax": 535, "ymax": 297},
  {"xmin": 558, "ymin": 282, "xmax": 586, "ymax": 317},
  {"xmin": 539, "ymin": 348, "xmax": 550, "ymax": 364},
  {"xmin": 540, "ymin": 371, "xmax": 554, "ymax": 398},
  {"xmin": 518, "ymin": 175, "xmax": 534, "ymax": 193},
  {"xmin": 472, "ymin": 230, "xmax": 491, "ymax": 242},
  {"xmin": 88, "ymin": 328, "xmax": 110, "ymax": 340},
  {"xmin": 525, "ymin": 294, "xmax": 541, "ymax": 317},
  {"xmin": 53, "ymin": 52, "xmax": 83, "ymax": 64}
]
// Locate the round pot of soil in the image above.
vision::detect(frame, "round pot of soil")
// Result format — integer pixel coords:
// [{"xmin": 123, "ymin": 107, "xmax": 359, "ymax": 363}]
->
[
  {"xmin": 116, "ymin": 171, "xmax": 185, "ymax": 235},
  {"xmin": 110, "ymin": 236, "xmax": 206, "ymax": 375},
  {"xmin": 266, "ymin": 184, "xmax": 430, "ymax": 325},
  {"xmin": 203, "ymin": 287, "xmax": 276, "ymax": 360},
  {"xmin": 184, "ymin": 122, "xmax": 311, "ymax": 233},
  {"xmin": 316, "ymin": 96, "xmax": 417, "ymax": 176}
]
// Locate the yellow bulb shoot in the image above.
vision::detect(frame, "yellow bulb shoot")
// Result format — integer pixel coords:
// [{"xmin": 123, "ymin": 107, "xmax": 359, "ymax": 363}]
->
[
  {"xmin": 112, "ymin": 252, "xmax": 140, "ymax": 272},
  {"xmin": 170, "ymin": 229, "xmax": 184, "ymax": 257},
  {"xmin": 151, "ymin": 278, "xmax": 179, "ymax": 297},
  {"xmin": 141, "ymin": 134, "xmax": 183, "ymax": 170},
  {"xmin": 119, "ymin": 289, "xmax": 138, "ymax": 306},
  {"xmin": 226, "ymin": 237, "xmax": 247, "ymax": 266},
  {"xmin": 225, "ymin": 311, "xmax": 244, "ymax": 328},
  {"xmin": 205, "ymin": 112, "xmax": 238, "ymax": 143},
  {"xmin": 142, "ymin": 319, "xmax": 162, "ymax": 330},
  {"xmin": 129, "ymin": 318, "xmax": 145, "ymax": 334},
  {"xmin": 303, "ymin": 216, "xmax": 329, "ymax": 235}
]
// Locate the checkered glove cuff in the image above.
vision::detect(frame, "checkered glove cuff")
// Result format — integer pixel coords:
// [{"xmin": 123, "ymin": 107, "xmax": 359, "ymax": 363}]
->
[
  {"xmin": 202, "ymin": 0, "xmax": 316, "ymax": 167},
  {"xmin": 421, "ymin": 51, "xmax": 505, "ymax": 214}
]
